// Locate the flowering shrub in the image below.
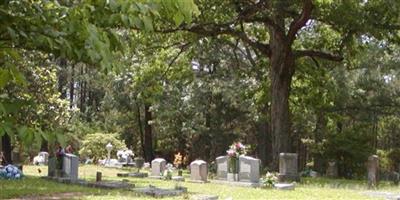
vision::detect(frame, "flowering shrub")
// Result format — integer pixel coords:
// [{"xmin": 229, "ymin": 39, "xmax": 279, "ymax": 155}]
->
[
  {"xmin": 173, "ymin": 152, "xmax": 183, "ymax": 168},
  {"xmin": 0, "ymin": 165, "xmax": 23, "ymax": 180},
  {"xmin": 262, "ymin": 172, "xmax": 278, "ymax": 187},
  {"xmin": 226, "ymin": 142, "xmax": 247, "ymax": 158}
]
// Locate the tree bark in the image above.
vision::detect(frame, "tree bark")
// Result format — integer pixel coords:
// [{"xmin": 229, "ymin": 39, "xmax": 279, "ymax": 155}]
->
[
  {"xmin": 136, "ymin": 104, "xmax": 145, "ymax": 158},
  {"xmin": 57, "ymin": 59, "xmax": 67, "ymax": 99},
  {"xmin": 269, "ymin": 27, "xmax": 295, "ymax": 169},
  {"xmin": 1, "ymin": 134, "xmax": 12, "ymax": 164},
  {"xmin": 69, "ymin": 64, "xmax": 75, "ymax": 109},
  {"xmin": 314, "ymin": 111, "xmax": 327, "ymax": 173},
  {"xmin": 144, "ymin": 104, "xmax": 154, "ymax": 162}
]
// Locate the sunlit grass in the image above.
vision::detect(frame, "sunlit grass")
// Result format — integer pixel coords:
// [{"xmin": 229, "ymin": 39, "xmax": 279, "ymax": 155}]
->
[{"xmin": 2, "ymin": 165, "xmax": 399, "ymax": 199}]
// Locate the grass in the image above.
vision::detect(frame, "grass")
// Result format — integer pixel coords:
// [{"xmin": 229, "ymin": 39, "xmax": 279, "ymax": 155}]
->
[{"xmin": 1, "ymin": 165, "xmax": 399, "ymax": 199}]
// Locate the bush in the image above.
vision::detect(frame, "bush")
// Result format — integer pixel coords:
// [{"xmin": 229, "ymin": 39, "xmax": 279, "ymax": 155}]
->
[
  {"xmin": 388, "ymin": 148, "xmax": 400, "ymax": 171},
  {"xmin": 78, "ymin": 132, "xmax": 125, "ymax": 162}
]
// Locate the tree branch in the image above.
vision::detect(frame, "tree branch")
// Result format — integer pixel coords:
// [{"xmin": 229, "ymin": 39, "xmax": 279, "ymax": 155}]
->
[
  {"xmin": 294, "ymin": 50, "xmax": 343, "ymax": 62},
  {"xmin": 287, "ymin": 0, "xmax": 313, "ymax": 44}
]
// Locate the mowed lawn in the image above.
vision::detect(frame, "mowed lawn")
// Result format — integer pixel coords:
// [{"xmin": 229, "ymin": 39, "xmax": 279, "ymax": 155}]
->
[{"xmin": 1, "ymin": 165, "xmax": 398, "ymax": 199}]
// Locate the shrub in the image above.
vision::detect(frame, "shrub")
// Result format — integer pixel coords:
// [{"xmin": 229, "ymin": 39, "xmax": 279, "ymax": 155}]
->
[
  {"xmin": 388, "ymin": 148, "xmax": 400, "ymax": 171},
  {"xmin": 78, "ymin": 132, "xmax": 125, "ymax": 162}
]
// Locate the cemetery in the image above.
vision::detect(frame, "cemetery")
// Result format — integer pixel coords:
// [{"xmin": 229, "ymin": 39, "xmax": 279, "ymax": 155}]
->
[{"xmin": 2, "ymin": 0, "xmax": 400, "ymax": 199}]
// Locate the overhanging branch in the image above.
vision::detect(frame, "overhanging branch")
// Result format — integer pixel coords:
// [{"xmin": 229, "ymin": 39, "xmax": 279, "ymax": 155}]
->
[
  {"xmin": 287, "ymin": 0, "xmax": 313, "ymax": 44},
  {"xmin": 294, "ymin": 50, "xmax": 343, "ymax": 62}
]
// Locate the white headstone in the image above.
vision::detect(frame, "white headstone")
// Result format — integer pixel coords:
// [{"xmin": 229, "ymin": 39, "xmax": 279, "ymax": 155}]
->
[
  {"xmin": 238, "ymin": 155, "xmax": 260, "ymax": 183},
  {"xmin": 63, "ymin": 153, "xmax": 79, "ymax": 181},
  {"xmin": 151, "ymin": 158, "xmax": 166, "ymax": 176},
  {"xmin": 190, "ymin": 160, "xmax": 208, "ymax": 182},
  {"xmin": 216, "ymin": 156, "xmax": 228, "ymax": 180}
]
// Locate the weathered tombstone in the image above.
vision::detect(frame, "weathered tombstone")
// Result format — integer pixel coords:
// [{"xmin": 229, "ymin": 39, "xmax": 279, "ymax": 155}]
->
[
  {"xmin": 238, "ymin": 155, "xmax": 260, "ymax": 183},
  {"xmin": 190, "ymin": 160, "xmax": 208, "ymax": 182},
  {"xmin": 63, "ymin": 153, "xmax": 79, "ymax": 181},
  {"xmin": 96, "ymin": 171, "xmax": 102, "ymax": 182},
  {"xmin": 216, "ymin": 156, "xmax": 228, "ymax": 180},
  {"xmin": 278, "ymin": 153, "xmax": 299, "ymax": 182},
  {"xmin": 151, "ymin": 158, "xmax": 166, "ymax": 177},
  {"xmin": 48, "ymin": 157, "xmax": 56, "ymax": 177},
  {"xmin": 326, "ymin": 161, "xmax": 338, "ymax": 178},
  {"xmin": 368, "ymin": 155, "xmax": 379, "ymax": 188}
]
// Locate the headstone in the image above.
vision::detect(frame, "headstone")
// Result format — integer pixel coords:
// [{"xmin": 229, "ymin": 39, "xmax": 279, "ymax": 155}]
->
[
  {"xmin": 368, "ymin": 155, "xmax": 379, "ymax": 188},
  {"xmin": 216, "ymin": 156, "xmax": 228, "ymax": 180},
  {"xmin": 48, "ymin": 157, "xmax": 56, "ymax": 177},
  {"xmin": 391, "ymin": 172, "xmax": 399, "ymax": 185},
  {"xmin": 63, "ymin": 153, "xmax": 79, "ymax": 181},
  {"xmin": 151, "ymin": 158, "xmax": 166, "ymax": 177},
  {"xmin": 190, "ymin": 160, "xmax": 208, "ymax": 182},
  {"xmin": 326, "ymin": 161, "xmax": 338, "ymax": 178},
  {"xmin": 274, "ymin": 183, "xmax": 295, "ymax": 190},
  {"xmin": 278, "ymin": 153, "xmax": 299, "ymax": 182},
  {"xmin": 132, "ymin": 185, "xmax": 186, "ymax": 198},
  {"xmin": 172, "ymin": 176, "xmax": 185, "ymax": 181},
  {"xmin": 96, "ymin": 171, "xmax": 102, "ymax": 182},
  {"xmin": 238, "ymin": 155, "xmax": 260, "ymax": 183},
  {"xmin": 190, "ymin": 194, "xmax": 219, "ymax": 200}
]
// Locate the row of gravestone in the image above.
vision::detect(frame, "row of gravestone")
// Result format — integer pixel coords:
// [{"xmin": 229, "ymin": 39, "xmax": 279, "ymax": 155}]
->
[
  {"xmin": 47, "ymin": 152, "xmax": 300, "ymax": 184},
  {"xmin": 152, "ymin": 153, "xmax": 299, "ymax": 184},
  {"xmin": 150, "ymin": 158, "xmax": 208, "ymax": 182}
]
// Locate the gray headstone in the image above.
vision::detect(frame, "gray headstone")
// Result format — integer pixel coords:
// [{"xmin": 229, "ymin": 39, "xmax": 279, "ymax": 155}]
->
[
  {"xmin": 190, "ymin": 194, "xmax": 219, "ymax": 200},
  {"xmin": 278, "ymin": 153, "xmax": 299, "ymax": 182},
  {"xmin": 48, "ymin": 157, "xmax": 56, "ymax": 177},
  {"xmin": 274, "ymin": 183, "xmax": 295, "ymax": 190},
  {"xmin": 238, "ymin": 155, "xmax": 260, "ymax": 183},
  {"xmin": 63, "ymin": 153, "xmax": 79, "ymax": 181},
  {"xmin": 151, "ymin": 158, "xmax": 166, "ymax": 176},
  {"xmin": 368, "ymin": 155, "xmax": 379, "ymax": 188},
  {"xmin": 190, "ymin": 160, "xmax": 208, "ymax": 182},
  {"xmin": 216, "ymin": 156, "xmax": 228, "ymax": 180},
  {"xmin": 326, "ymin": 161, "xmax": 338, "ymax": 178}
]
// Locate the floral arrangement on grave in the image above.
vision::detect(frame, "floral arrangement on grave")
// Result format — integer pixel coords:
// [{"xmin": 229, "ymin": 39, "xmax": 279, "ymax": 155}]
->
[
  {"xmin": 173, "ymin": 152, "xmax": 183, "ymax": 176},
  {"xmin": 262, "ymin": 172, "xmax": 278, "ymax": 188},
  {"xmin": 164, "ymin": 163, "xmax": 173, "ymax": 180},
  {"xmin": 226, "ymin": 142, "xmax": 247, "ymax": 174}
]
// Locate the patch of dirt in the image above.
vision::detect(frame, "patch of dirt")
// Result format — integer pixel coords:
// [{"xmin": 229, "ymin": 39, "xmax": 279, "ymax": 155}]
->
[{"xmin": 9, "ymin": 192, "xmax": 84, "ymax": 200}]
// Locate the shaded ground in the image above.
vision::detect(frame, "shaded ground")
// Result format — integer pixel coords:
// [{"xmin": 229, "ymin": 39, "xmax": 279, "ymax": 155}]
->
[{"xmin": 9, "ymin": 192, "xmax": 83, "ymax": 200}]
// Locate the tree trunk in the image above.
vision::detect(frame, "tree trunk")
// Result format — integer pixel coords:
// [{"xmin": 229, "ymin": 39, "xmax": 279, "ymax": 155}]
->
[
  {"xmin": 144, "ymin": 104, "xmax": 154, "ymax": 162},
  {"xmin": 1, "ymin": 134, "xmax": 12, "ymax": 164},
  {"xmin": 57, "ymin": 59, "xmax": 67, "ymax": 99},
  {"xmin": 314, "ymin": 111, "xmax": 327, "ymax": 173},
  {"xmin": 69, "ymin": 64, "xmax": 75, "ymax": 108},
  {"xmin": 269, "ymin": 30, "xmax": 295, "ymax": 170},
  {"xmin": 136, "ymin": 104, "xmax": 146, "ymax": 158}
]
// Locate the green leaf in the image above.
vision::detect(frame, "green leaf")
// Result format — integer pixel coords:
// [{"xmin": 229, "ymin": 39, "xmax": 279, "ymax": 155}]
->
[
  {"xmin": 173, "ymin": 12, "xmax": 184, "ymax": 26},
  {"xmin": 0, "ymin": 69, "xmax": 11, "ymax": 89},
  {"xmin": 142, "ymin": 15, "xmax": 153, "ymax": 31}
]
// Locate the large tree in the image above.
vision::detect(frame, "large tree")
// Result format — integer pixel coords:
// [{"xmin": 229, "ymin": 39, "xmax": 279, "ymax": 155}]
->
[{"xmin": 159, "ymin": 0, "xmax": 400, "ymax": 167}]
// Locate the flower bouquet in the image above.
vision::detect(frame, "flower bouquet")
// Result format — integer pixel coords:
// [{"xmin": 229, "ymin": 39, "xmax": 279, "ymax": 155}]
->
[{"xmin": 226, "ymin": 142, "xmax": 247, "ymax": 181}]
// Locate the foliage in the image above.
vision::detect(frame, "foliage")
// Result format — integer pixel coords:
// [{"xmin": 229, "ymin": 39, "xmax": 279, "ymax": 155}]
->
[{"xmin": 78, "ymin": 132, "xmax": 125, "ymax": 161}]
